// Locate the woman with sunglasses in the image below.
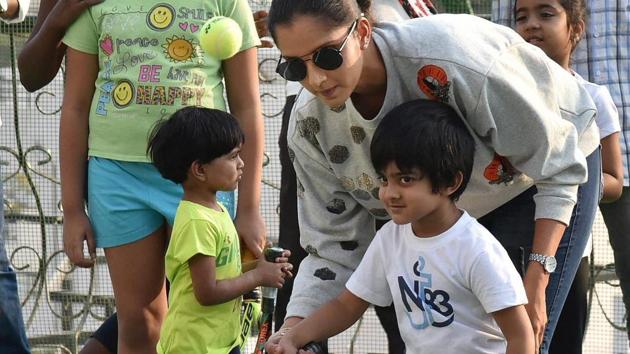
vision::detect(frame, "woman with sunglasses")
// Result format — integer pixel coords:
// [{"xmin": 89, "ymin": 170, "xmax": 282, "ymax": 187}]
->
[
  {"xmin": 265, "ymin": 0, "xmax": 600, "ymax": 353},
  {"xmin": 270, "ymin": 1, "xmax": 435, "ymax": 353}
]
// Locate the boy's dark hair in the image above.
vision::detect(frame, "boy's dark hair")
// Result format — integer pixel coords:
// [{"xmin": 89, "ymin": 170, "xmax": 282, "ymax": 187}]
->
[
  {"xmin": 370, "ymin": 99, "xmax": 475, "ymax": 201},
  {"xmin": 268, "ymin": 0, "xmax": 372, "ymax": 41},
  {"xmin": 147, "ymin": 106, "xmax": 244, "ymax": 184}
]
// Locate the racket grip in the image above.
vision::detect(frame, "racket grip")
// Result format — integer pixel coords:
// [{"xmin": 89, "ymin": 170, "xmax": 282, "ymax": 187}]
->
[
  {"xmin": 262, "ymin": 247, "xmax": 285, "ymax": 300},
  {"xmin": 263, "ymin": 246, "xmax": 285, "ymax": 263},
  {"xmin": 301, "ymin": 342, "xmax": 325, "ymax": 353}
]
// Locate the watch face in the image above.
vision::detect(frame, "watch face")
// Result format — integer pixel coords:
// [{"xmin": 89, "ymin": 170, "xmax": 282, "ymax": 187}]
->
[{"xmin": 545, "ymin": 256, "xmax": 557, "ymax": 273}]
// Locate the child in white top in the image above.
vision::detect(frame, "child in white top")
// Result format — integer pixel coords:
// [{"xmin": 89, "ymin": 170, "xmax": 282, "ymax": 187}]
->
[
  {"xmin": 514, "ymin": 0, "xmax": 622, "ymax": 202},
  {"xmin": 513, "ymin": 0, "xmax": 623, "ymax": 350}
]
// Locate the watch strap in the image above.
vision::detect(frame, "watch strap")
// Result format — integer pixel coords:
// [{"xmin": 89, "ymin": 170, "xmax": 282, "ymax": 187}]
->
[
  {"xmin": 528, "ymin": 252, "xmax": 555, "ymax": 273},
  {"xmin": 528, "ymin": 253, "xmax": 547, "ymax": 264}
]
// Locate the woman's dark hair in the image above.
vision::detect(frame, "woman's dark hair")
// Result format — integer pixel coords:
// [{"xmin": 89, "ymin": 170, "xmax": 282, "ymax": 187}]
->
[
  {"xmin": 370, "ymin": 99, "xmax": 475, "ymax": 201},
  {"xmin": 147, "ymin": 106, "xmax": 244, "ymax": 184},
  {"xmin": 268, "ymin": 0, "xmax": 372, "ymax": 40}
]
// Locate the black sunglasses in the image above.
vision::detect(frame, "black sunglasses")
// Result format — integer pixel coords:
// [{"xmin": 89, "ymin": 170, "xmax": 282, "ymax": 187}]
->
[{"xmin": 275, "ymin": 16, "xmax": 361, "ymax": 82}]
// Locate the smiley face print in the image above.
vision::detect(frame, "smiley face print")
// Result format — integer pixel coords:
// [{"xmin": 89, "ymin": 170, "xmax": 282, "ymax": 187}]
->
[
  {"xmin": 162, "ymin": 36, "xmax": 197, "ymax": 62},
  {"xmin": 147, "ymin": 4, "xmax": 175, "ymax": 31},
  {"xmin": 112, "ymin": 80, "xmax": 135, "ymax": 108}
]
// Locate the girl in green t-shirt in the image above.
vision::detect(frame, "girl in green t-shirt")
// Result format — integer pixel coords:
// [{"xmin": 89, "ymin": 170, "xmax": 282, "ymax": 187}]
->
[{"xmin": 148, "ymin": 107, "xmax": 292, "ymax": 353}]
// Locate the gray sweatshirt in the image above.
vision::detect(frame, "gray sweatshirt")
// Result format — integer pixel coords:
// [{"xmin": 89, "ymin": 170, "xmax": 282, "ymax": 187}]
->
[{"xmin": 285, "ymin": 14, "xmax": 599, "ymax": 319}]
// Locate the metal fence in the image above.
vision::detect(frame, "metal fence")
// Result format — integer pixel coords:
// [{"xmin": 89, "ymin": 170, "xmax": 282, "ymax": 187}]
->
[{"xmin": 0, "ymin": 0, "xmax": 627, "ymax": 353}]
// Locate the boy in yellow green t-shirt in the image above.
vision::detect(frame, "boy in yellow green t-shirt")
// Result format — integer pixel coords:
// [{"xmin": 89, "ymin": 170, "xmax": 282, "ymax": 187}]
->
[{"xmin": 148, "ymin": 106, "xmax": 292, "ymax": 354}]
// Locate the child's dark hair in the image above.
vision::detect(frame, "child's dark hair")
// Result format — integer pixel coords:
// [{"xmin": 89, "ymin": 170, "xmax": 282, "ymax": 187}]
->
[
  {"xmin": 370, "ymin": 99, "xmax": 475, "ymax": 201},
  {"xmin": 147, "ymin": 107, "xmax": 244, "ymax": 184},
  {"xmin": 268, "ymin": 0, "xmax": 372, "ymax": 41},
  {"xmin": 560, "ymin": 0, "xmax": 587, "ymax": 49}
]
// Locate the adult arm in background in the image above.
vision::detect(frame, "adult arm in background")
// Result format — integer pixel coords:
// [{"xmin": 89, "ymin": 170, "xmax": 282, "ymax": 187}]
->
[
  {"xmin": 0, "ymin": 0, "xmax": 29, "ymax": 22},
  {"xmin": 17, "ymin": 0, "xmax": 102, "ymax": 92},
  {"xmin": 59, "ymin": 48, "xmax": 98, "ymax": 268},
  {"xmin": 223, "ymin": 46, "xmax": 267, "ymax": 258}
]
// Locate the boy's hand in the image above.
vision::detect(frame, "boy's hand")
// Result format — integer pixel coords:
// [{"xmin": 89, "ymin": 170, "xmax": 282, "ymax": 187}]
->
[
  {"xmin": 492, "ymin": 305, "xmax": 535, "ymax": 354},
  {"xmin": 253, "ymin": 10, "xmax": 274, "ymax": 48},
  {"xmin": 254, "ymin": 252, "xmax": 293, "ymax": 288},
  {"xmin": 62, "ymin": 211, "xmax": 96, "ymax": 268},
  {"xmin": 47, "ymin": 0, "xmax": 104, "ymax": 32}
]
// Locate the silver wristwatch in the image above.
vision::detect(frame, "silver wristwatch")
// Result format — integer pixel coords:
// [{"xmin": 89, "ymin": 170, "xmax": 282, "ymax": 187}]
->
[{"xmin": 528, "ymin": 253, "xmax": 557, "ymax": 273}]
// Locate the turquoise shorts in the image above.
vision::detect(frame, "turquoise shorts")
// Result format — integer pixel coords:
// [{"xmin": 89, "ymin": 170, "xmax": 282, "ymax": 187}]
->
[{"xmin": 87, "ymin": 157, "xmax": 235, "ymax": 248}]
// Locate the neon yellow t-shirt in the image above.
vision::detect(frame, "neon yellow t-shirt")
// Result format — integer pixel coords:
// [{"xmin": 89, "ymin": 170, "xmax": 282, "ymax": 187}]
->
[
  {"xmin": 62, "ymin": 0, "xmax": 260, "ymax": 162},
  {"xmin": 157, "ymin": 200, "xmax": 242, "ymax": 354}
]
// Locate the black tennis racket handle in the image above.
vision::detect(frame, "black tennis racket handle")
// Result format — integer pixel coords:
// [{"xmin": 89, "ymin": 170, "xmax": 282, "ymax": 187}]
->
[
  {"xmin": 263, "ymin": 246, "xmax": 285, "ymax": 262},
  {"xmin": 301, "ymin": 342, "xmax": 325, "ymax": 353}
]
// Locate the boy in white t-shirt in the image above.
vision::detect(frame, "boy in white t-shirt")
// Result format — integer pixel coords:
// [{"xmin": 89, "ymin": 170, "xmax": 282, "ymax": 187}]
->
[{"xmin": 266, "ymin": 99, "xmax": 534, "ymax": 354}]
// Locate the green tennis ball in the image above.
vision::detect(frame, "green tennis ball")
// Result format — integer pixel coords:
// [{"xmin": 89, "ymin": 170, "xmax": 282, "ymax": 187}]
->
[{"xmin": 199, "ymin": 16, "xmax": 243, "ymax": 60}]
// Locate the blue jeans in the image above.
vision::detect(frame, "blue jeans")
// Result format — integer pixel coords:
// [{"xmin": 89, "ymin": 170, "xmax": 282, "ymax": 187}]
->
[
  {"xmin": 0, "ymin": 176, "xmax": 31, "ymax": 353},
  {"xmin": 600, "ymin": 186, "xmax": 630, "ymax": 341},
  {"xmin": 478, "ymin": 150, "xmax": 600, "ymax": 354}
]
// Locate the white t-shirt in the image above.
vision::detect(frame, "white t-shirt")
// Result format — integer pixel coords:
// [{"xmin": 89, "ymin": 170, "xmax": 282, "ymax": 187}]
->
[
  {"xmin": 346, "ymin": 211, "xmax": 527, "ymax": 354},
  {"xmin": 574, "ymin": 72, "xmax": 620, "ymax": 140},
  {"xmin": 573, "ymin": 72, "xmax": 620, "ymax": 257}
]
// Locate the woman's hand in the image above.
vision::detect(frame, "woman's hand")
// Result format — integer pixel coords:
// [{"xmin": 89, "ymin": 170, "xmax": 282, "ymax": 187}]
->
[
  {"xmin": 525, "ymin": 218, "xmax": 565, "ymax": 352},
  {"xmin": 523, "ymin": 263, "xmax": 549, "ymax": 353},
  {"xmin": 267, "ymin": 334, "xmax": 300, "ymax": 354},
  {"xmin": 265, "ymin": 317, "xmax": 303, "ymax": 353}
]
